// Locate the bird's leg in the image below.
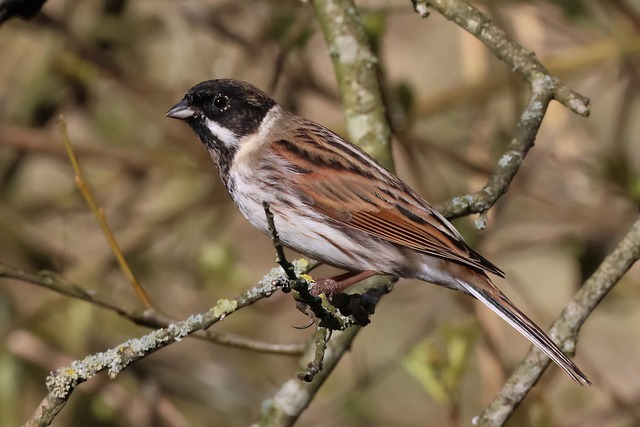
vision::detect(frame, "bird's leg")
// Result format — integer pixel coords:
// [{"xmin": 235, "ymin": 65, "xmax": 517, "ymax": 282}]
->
[{"xmin": 311, "ymin": 271, "xmax": 377, "ymax": 296}]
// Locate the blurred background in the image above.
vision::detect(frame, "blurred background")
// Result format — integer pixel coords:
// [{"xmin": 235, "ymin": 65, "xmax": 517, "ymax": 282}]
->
[{"xmin": 1, "ymin": 0, "xmax": 640, "ymax": 426}]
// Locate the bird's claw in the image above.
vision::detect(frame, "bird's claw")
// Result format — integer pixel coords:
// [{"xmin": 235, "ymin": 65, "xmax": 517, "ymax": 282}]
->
[{"xmin": 293, "ymin": 301, "xmax": 315, "ymax": 329}]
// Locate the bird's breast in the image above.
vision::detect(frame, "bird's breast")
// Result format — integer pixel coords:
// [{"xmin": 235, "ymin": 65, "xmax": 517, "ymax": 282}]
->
[{"xmin": 226, "ymin": 167, "xmax": 271, "ymax": 235}]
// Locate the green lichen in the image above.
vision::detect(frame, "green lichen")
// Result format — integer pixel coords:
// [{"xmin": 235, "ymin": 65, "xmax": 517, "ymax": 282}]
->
[{"xmin": 211, "ymin": 299, "xmax": 238, "ymax": 318}]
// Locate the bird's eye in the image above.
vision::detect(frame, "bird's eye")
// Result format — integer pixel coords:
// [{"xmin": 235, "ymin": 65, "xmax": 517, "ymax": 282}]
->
[{"xmin": 213, "ymin": 95, "xmax": 229, "ymax": 110}]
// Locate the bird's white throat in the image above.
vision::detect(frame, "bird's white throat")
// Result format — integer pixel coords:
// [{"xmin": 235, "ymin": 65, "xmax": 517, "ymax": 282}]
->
[{"xmin": 204, "ymin": 118, "xmax": 239, "ymax": 147}]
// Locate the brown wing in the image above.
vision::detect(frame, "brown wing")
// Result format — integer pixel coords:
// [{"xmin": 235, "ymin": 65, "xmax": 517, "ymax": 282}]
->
[{"xmin": 269, "ymin": 120, "xmax": 504, "ymax": 277}]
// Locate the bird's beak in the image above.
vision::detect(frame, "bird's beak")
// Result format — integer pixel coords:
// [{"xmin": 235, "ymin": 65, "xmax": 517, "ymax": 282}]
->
[{"xmin": 166, "ymin": 99, "xmax": 196, "ymax": 119}]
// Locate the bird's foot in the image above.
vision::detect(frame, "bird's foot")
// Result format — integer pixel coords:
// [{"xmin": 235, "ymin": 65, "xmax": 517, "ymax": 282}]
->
[{"xmin": 310, "ymin": 271, "xmax": 377, "ymax": 296}]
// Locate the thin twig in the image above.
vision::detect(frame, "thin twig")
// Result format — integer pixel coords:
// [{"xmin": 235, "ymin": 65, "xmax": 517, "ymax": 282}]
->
[
  {"xmin": 258, "ymin": 306, "xmax": 376, "ymax": 426},
  {"xmin": 411, "ymin": 0, "xmax": 590, "ymax": 224},
  {"xmin": 262, "ymin": 202, "xmax": 358, "ymax": 330},
  {"xmin": 298, "ymin": 327, "xmax": 331, "ymax": 382},
  {"xmin": 262, "ymin": 175, "xmax": 392, "ymax": 385},
  {"xmin": 258, "ymin": 2, "xmax": 395, "ymax": 425},
  {"xmin": 57, "ymin": 115, "xmax": 154, "ymax": 309},
  {"xmin": 263, "ymin": 201, "xmax": 298, "ymax": 284}
]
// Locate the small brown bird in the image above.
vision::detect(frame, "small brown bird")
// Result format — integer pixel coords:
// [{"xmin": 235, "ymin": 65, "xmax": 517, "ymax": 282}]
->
[{"xmin": 166, "ymin": 79, "xmax": 590, "ymax": 385}]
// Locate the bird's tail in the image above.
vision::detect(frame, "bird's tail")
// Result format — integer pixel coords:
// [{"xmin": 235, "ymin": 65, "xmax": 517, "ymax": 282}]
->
[{"xmin": 455, "ymin": 275, "xmax": 591, "ymax": 386}]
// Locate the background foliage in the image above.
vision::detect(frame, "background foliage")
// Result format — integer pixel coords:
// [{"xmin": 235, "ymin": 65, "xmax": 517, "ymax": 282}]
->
[{"xmin": 1, "ymin": 0, "xmax": 640, "ymax": 426}]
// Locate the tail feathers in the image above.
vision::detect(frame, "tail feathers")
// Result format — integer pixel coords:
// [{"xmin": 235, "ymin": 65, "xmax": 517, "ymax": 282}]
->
[{"xmin": 456, "ymin": 277, "xmax": 591, "ymax": 386}]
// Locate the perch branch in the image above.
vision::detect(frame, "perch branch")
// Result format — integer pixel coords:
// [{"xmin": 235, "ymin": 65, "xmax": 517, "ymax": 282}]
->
[
  {"xmin": 257, "ymin": 278, "xmax": 394, "ymax": 427},
  {"xmin": 263, "ymin": 202, "xmax": 392, "ymax": 383},
  {"xmin": 0, "ymin": 261, "xmax": 305, "ymax": 355},
  {"xmin": 22, "ymin": 259, "xmax": 314, "ymax": 427},
  {"xmin": 258, "ymin": 1, "xmax": 396, "ymax": 424},
  {"xmin": 263, "ymin": 202, "xmax": 356, "ymax": 331}
]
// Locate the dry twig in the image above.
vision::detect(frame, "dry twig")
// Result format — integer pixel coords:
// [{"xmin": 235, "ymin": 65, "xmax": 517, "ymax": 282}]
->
[{"xmin": 58, "ymin": 115, "xmax": 154, "ymax": 309}]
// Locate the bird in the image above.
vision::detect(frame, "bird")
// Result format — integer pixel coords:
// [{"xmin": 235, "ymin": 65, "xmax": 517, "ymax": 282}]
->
[{"xmin": 166, "ymin": 79, "xmax": 590, "ymax": 385}]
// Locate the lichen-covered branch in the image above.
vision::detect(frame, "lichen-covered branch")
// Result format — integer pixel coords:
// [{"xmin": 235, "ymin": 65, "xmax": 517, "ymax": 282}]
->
[
  {"xmin": 256, "ymin": 278, "xmax": 395, "ymax": 427},
  {"xmin": 22, "ymin": 260, "xmax": 313, "ymax": 427},
  {"xmin": 257, "ymin": 327, "xmax": 359, "ymax": 427},
  {"xmin": 312, "ymin": 0, "xmax": 394, "ymax": 170},
  {"xmin": 264, "ymin": 202, "xmax": 366, "ymax": 332},
  {"xmin": 263, "ymin": 200, "xmax": 393, "ymax": 386},
  {"xmin": 435, "ymin": 77, "xmax": 552, "ymax": 221},
  {"xmin": 0, "ymin": 262, "xmax": 305, "ymax": 355},
  {"xmin": 475, "ymin": 215, "xmax": 640, "ymax": 426},
  {"xmin": 413, "ymin": 0, "xmax": 591, "ymax": 222},
  {"xmin": 297, "ymin": 326, "xmax": 331, "ymax": 382},
  {"xmin": 413, "ymin": 0, "xmax": 589, "ymax": 116}
]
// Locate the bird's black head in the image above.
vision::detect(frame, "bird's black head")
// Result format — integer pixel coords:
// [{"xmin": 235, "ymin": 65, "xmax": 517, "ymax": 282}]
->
[{"xmin": 166, "ymin": 79, "xmax": 277, "ymax": 181}]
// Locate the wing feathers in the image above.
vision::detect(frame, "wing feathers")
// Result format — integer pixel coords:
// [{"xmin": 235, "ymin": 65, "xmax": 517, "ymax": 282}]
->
[{"xmin": 269, "ymin": 121, "xmax": 503, "ymax": 276}]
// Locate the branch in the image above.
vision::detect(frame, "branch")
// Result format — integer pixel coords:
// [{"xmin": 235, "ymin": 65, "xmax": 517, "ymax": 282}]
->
[
  {"xmin": 22, "ymin": 259, "xmax": 314, "ymax": 427},
  {"xmin": 312, "ymin": 0, "xmax": 394, "ymax": 170},
  {"xmin": 257, "ymin": 279, "xmax": 393, "ymax": 426},
  {"xmin": 58, "ymin": 116, "xmax": 154, "ymax": 309},
  {"xmin": 259, "ymin": 276, "xmax": 396, "ymax": 427},
  {"xmin": 258, "ymin": 327, "xmax": 359, "ymax": 426},
  {"xmin": 264, "ymin": 202, "xmax": 363, "ymax": 332},
  {"xmin": 257, "ymin": 1, "xmax": 395, "ymax": 424},
  {"xmin": 412, "ymin": 0, "xmax": 590, "ymax": 223},
  {"xmin": 414, "ymin": 0, "xmax": 589, "ymax": 116},
  {"xmin": 298, "ymin": 326, "xmax": 331, "ymax": 382},
  {"xmin": 0, "ymin": 261, "xmax": 306, "ymax": 356},
  {"xmin": 263, "ymin": 202, "xmax": 393, "ymax": 383},
  {"xmin": 475, "ymin": 214, "xmax": 640, "ymax": 425},
  {"xmin": 435, "ymin": 78, "xmax": 551, "ymax": 222}
]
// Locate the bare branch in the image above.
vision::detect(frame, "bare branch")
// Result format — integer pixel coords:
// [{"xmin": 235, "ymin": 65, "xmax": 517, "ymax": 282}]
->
[
  {"xmin": 263, "ymin": 201, "xmax": 394, "ymax": 386},
  {"xmin": 414, "ymin": 0, "xmax": 589, "ymax": 115},
  {"xmin": 264, "ymin": 201, "xmax": 357, "ymax": 330},
  {"xmin": 312, "ymin": 0, "xmax": 394, "ymax": 170},
  {"xmin": 435, "ymin": 77, "xmax": 552, "ymax": 221},
  {"xmin": 58, "ymin": 116, "xmax": 155, "ymax": 309},
  {"xmin": 256, "ymin": 1, "xmax": 395, "ymax": 424},
  {"xmin": 476, "ymin": 215, "xmax": 640, "ymax": 426},
  {"xmin": 297, "ymin": 327, "xmax": 330, "ymax": 382},
  {"xmin": 257, "ymin": 328, "xmax": 360, "ymax": 427},
  {"xmin": 413, "ymin": 0, "xmax": 590, "ymax": 223}
]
